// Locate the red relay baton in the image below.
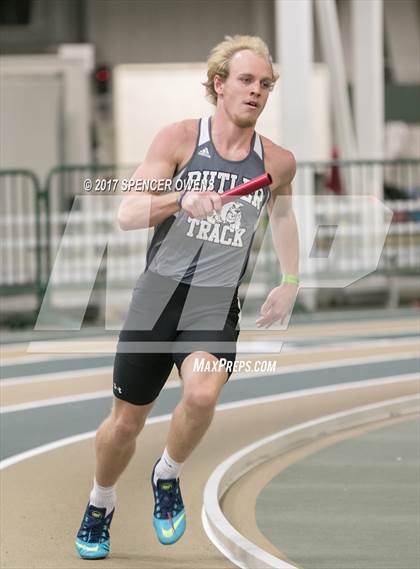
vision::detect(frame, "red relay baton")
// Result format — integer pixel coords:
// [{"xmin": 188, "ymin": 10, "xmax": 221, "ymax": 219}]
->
[{"xmin": 220, "ymin": 172, "xmax": 272, "ymax": 205}]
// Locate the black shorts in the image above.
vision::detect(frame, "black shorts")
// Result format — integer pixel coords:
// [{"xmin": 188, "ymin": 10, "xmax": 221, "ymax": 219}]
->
[{"xmin": 113, "ymin": 270, "xmax": 240, "ymax": 405}]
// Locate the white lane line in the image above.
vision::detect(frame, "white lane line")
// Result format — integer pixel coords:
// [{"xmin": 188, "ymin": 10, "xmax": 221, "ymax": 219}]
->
[
  {"xmin": 0, "ymin": 367, "xmax": 113, "ymax": 387},
  {"xmin": 0, "ymin": 380, "xmax": 177, "ymax": 414},
  {"xmin": 1, "ymin": 317, "xmax": 415, "ymax": 353},
  {"xmin": 0, "ymin": 413, "xmax": 171, "ymax": 471},
  {"xmin": 238, "ymin": 337, "xmax": 420, "ymax": 354},
  {"xmin": 1, "ymin": 337, "xmax": 115, "ymax": 354},
  {"xmin": 0, "ymin": 353, "xmax": 109, "ymax": 367},
  {"xmin": 24, "ymin": 326, "xmax": 420, "ymax": 353},
  {"xmin": 1, "ymin": 373, "xmax": 418, "ymax": 470},
  {"xmin": 1, "ymin": 336, "xmax": 416, "ymax": 372},
  {"xmin": 227, "ymin": 351, "xmax": 419, "ymax": 381},
  {"xmin": 201, "ymin": 502, "xmax": 294, "ymax": 569},
  {"xmin": 1, "ymin": 349, "xmax": 419, "ymax": 415},
  {"xmin": 0, "ymin": 431, "xmax": 99, "ymax": 471},
  {"xmin": 1, "ymin": 329, "xmax": 415, "ymax": 356},
  {"xmin": 1, "ymin": 349, "xmax": 418, "ymax": 388},
  {"xmin": 1, "ymin": 355, "xmax": 65, "ymax": 366},
  {"xmin": 0, "ymin": 390, "xmax": 113, "ymax": 413},
  {"xmin": 202, "ymin": 394, "xmax": 420, "ymax": 569},
  {"xmin": 281, "ymin": 337, "xmax": 419, "ymax": 353}
]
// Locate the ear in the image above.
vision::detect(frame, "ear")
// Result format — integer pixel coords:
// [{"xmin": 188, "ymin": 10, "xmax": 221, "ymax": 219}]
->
[{"xmin": 214, "ymin": 74, "xmax": 225, "ymax": 97}]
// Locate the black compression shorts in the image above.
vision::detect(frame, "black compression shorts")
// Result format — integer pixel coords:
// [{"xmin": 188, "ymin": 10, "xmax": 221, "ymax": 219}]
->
[{"xmin": 113, "ymin": 270, "xmax": 240, "ymax": 405}]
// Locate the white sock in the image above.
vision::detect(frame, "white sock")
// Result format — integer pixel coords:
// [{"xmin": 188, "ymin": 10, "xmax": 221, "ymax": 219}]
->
[
  {"xmin": 89, "ymin": 479, "xmax": 117, "ymax": 517},
  {"xmin": 153, "ymin": 448, "xmax": 183, "ymax": 485}
]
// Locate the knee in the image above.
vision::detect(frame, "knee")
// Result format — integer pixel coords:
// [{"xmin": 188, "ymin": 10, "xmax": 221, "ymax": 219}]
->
[
  {"xmin": 111, "ymin": 414, "xmax": 144, "ymax": 443},
  {"xmin": 183, "ymin": 381, "xmax": 219, "ymax": 415}
]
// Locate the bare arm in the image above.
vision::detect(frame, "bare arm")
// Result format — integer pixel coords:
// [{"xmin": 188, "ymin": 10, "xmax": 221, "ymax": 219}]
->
[
  {"xmin": 117, "ymin": 123, "xmax": 185, "ymax": 230},
  {"xmin": 118, "ymin": 121, "xmax": 222, "ymax": 230},
  {"xmin": 257, "ymin": 149, "xmax": 299, "ymax": 328},
  {"xmin": 266, "ymin": 153, "xmax": 299, "ymax": 279}
]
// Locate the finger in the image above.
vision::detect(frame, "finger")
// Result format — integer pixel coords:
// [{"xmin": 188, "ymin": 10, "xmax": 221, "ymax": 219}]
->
[
  {"xmin": 203, "ymin": 197, "xmax": 217, "ymax": 214},
  {"xmin": 189, "ymin": 205, "xmax": 205, "ymax": 218},
  {"xmin": 256, "ymin": 311, "xmax": 281, "ymax": 328},
  {"xmin": 256, "ymin": 319, "xmax": 272, "ymax": 329},
  {"xmin": 260, "ymin": 302, "xmax": 272, "ymax": 315},
  {"xmin": 192, "ymin": 197, "xmax": 213, "ymax": 217},
  {"xmin": 256, "ymin": 315, "xmax": 271, "ymax": 327},
  {"xmin": 193, "ymin": 198, "xmax": 211, "ymax": 218},
  {"xmin": 210, "ymin": 193, "xmax": 223, "ymax": 212},
  {"xmin": 258, "ymin": 318, "xmax": 275, "ymax": 329},
  {"xmin": 184, "ymin": 194, "xmax": 202, "ymax": 214}
]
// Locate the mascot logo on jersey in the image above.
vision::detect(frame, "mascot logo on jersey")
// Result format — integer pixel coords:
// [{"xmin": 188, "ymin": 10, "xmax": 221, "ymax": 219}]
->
[
  {"xmin": 185, "ymin": 200, "xmax": 246, "ymax": 247},
  {"xmin": 207, "ymin": 202, "xmax": 243, "ymax": 231}
]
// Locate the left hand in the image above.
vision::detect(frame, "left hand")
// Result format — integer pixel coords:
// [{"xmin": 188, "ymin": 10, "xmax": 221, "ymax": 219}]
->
[{"xmin": 256, "ymin": 283, "xmax": 298, "ymax": 329}]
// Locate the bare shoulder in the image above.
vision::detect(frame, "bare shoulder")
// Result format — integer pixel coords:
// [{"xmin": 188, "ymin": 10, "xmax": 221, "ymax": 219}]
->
[
  {"xmin": 149, "ymin": 119, "xmax": 198, "ymax": 165},
  {"xmin": 260, "ymin": 135, "xmax": 296, "ymax": 190}
]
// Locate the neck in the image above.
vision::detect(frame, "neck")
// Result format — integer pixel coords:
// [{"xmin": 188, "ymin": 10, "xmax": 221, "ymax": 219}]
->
[{"xmin": 211, "ymin": 106, "xmax": 255, "ymax": 159}]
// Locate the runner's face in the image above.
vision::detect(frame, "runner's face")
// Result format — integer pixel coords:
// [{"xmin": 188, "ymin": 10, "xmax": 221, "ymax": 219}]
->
[{"xmin": 216, "ymin": 50, "xmax": 274, "ymax": 127}]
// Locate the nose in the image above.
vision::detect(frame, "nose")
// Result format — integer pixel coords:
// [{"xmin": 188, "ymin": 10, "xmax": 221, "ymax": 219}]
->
[{"xmin": 250, "ymin": 80, "xmax": 261, "ymax": 96}]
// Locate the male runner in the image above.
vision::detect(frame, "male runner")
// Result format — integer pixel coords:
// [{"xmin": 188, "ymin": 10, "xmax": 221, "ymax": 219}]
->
[{"xmin": 76, "ymin": 35, "xmax": 299, "ymax": 559}]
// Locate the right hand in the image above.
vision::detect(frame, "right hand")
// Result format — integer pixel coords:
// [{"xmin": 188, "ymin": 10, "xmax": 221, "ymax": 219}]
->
[{"xmin": 180, "ymin": 190, "xmax": 223, "ymax": 219}]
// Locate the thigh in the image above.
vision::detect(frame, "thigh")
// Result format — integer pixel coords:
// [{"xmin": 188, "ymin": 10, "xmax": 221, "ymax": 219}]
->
[
  {"xmin": 173, "ymin": 330, "xmax": 239, "ymax": 380},
  {"xmin": 114, "ymin": 273, "xmax": 186, "ymax": 405},
  {"xmin": 173, "ymin": 301, "xmax": 240, "ymax": 381},
  {"xmin": 110, "ymin": 393, "xmax": 155, "ymax": 429},
  {"xmin": 113, "ymin": 349, "xmax": 174, "ymax": 406},
  {"xmin": 123, "ymin": 270, "xmax": 187, "ymax": 332},
  {"xmin": 114, "ymin": 313, "xmax": 176, "ymax": 406},
  {"xmin": 179, "ymin": 352, "xmax": 229, "ymax": 401}
]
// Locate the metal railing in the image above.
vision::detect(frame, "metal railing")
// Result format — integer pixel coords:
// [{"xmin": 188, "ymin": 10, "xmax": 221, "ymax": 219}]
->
[
  {"xmin": 0, "ymin": 169, "xmax": 46, "ymax": 306},
  {"xmin": 299, "ymin": 158, "xmax": 420, "ymax": 274},
  {"xmin": 45, "ymin": 164, "xmax": 137, "ymax": 287},
  {"xmin": 245, "ymin": 159, "xmax": 420, "ymax": 299},
  {"xmin": 1, "ymin": 159, "xmax": 419, "ymax": 322}
]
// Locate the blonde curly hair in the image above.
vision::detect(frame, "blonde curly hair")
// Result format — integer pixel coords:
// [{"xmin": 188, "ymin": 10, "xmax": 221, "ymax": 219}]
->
[{"xmin": 203, "ymin": 35, "xmax": 278, "ymax": 105}]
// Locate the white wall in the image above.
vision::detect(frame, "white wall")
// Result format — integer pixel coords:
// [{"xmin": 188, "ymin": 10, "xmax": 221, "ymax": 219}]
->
[
  {"xmin": 114, "ymin": 62, "xmax": 330, "ymax": 165},
  {"xmin": 0, "ymin": 50, "xmax": 93, "ymax": 177},
  {"xmin": 0, "ymin": 72, "xmax": 62, "ymax": 178}
]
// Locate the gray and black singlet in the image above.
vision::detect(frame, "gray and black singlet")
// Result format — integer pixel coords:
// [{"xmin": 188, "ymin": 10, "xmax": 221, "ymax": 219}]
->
[{"xmin": 112, "ymin": 117, "xmax": 271, "ymax": 405}]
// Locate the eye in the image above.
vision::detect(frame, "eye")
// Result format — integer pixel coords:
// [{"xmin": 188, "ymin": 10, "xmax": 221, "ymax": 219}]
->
[
  {"xmin": 261, "ymin": 80, "xmax": 272, "ymax": 90},
  {"xmin": 240, "ymin": 76, "xmax": 252, "ymax": 84}
]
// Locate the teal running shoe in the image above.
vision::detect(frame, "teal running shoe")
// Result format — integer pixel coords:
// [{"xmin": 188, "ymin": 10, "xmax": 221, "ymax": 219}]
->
[
  {"xmin": 75, "ymin": 504, "xmax": 114, "ymax": 559},
  {"xmin": 151, "ymin": 461, "xmax": 186, "ymax": 545}
]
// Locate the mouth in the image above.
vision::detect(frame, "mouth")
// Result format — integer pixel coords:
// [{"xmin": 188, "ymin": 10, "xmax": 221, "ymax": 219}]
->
[{"xmin": 244, "ymin": 101, "xmax": 259, "ymax": 110}]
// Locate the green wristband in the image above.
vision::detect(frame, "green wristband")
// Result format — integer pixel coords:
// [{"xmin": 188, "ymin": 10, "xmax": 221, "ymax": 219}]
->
[{"xmin": 281, "ymin": 274, "xmax": 300, "ymax": 285}]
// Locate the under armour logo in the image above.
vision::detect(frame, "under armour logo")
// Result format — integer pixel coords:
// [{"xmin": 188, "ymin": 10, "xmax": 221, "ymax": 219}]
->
[{"xmin": 113, "ymin": 382, "xmax": 122, "ymax": 394}]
